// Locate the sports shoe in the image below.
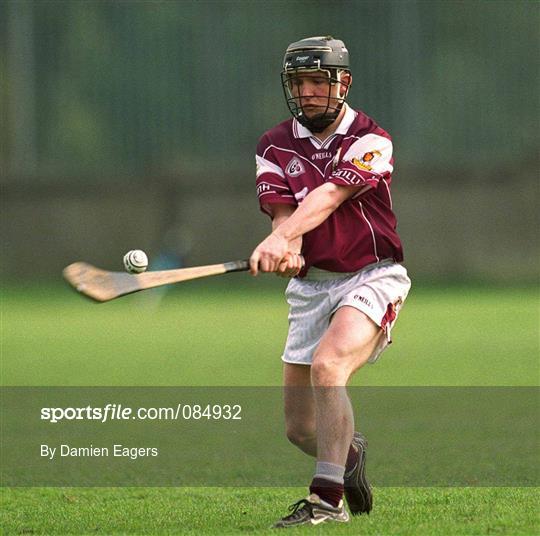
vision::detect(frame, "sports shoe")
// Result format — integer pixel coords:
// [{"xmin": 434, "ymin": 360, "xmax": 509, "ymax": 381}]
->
[
  {"xmin": 344, "ymin": 431, "xmax": 373, "ymax": 515},
  {"xmin": 273, "ymin": 493, "xmax": 349, "ymax": 528}
]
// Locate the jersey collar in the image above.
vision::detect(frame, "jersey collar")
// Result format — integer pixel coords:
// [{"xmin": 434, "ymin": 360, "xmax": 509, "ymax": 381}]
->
[{"xmin": 292, "ymin": 103, "xmax": 357, "ymax": 139}]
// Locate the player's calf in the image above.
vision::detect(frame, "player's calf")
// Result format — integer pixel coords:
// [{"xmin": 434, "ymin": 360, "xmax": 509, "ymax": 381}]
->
[{"xmin": 285, "ymin": 426, "xmax": 317, "ymax": 456}]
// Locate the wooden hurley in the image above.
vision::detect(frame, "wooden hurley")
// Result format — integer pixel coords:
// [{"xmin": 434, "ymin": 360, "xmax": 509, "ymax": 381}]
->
[{"xmin": 62, "ymin": 260, "xmax": 249, "ymax": 302}]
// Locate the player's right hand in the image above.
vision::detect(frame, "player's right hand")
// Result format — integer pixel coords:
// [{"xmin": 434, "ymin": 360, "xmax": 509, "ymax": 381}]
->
[
  {"xmin": 249, "ymin": 231, "xmax": 290, "ymax": 275},
  {"xmin": 276, "ymin": 253, "xmax": 304, "ymax": 278}
]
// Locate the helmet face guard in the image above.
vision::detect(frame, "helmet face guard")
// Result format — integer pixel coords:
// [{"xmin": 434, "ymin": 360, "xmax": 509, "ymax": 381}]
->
[{"xmin": 281, "ymin": 36, "xmax": 351, "ymax": 133}]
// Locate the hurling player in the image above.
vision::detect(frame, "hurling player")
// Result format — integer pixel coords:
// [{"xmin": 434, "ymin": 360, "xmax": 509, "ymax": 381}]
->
[{"xmin": 250, "ymin": 36, "xmax": 411, "ymax": 528}]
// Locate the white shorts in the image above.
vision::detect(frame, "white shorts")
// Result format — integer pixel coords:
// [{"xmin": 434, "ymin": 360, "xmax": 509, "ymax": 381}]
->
[{"xmin": 282, "ymin": 260, "xmax": 411, "ymax": 365}]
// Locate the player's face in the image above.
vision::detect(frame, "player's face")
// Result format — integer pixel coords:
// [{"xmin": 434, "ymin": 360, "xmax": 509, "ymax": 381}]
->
[{"xmin": 287, "ymin": 71, "xmax": 346, "ymax": 118}]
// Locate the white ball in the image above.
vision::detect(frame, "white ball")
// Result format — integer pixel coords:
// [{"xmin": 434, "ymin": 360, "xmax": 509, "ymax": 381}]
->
[{"xmin": 123, "ymin": 249, "xmax": 148, "ymax": 273}]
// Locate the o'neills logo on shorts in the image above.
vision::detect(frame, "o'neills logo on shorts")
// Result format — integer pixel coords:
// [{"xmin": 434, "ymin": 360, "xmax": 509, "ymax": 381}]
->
[
  {"xmin": 353, "ymin": 295, "xmax": 373, "ymax": 308},
  {"xmin": 285, "ymin": 157, "xmax": 305, "ymax": 178}
]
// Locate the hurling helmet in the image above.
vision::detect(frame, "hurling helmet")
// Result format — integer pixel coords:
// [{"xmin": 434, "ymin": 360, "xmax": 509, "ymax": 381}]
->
[{"xmin": 281, "ymin": 36, "xmax": 351, "ymax": 132}]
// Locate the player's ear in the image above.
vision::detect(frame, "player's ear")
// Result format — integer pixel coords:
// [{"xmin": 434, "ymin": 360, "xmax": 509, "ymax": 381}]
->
[{"xmin": 340, "ymin": 72, "xmax": 352, "ymax": 96}]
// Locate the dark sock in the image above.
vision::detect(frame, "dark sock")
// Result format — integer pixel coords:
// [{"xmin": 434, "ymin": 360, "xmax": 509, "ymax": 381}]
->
[
  {"xmin": 345, "ymin": 443, "xmax": 359, "ymax": 472},
  {"xmin": 309, "ymin": 477, "xmax": 344, "ymax": 508}
]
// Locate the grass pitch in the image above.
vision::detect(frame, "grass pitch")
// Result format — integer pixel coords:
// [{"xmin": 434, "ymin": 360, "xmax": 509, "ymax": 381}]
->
[
  {"xmin": 1, "ymin": 280, "xmax": 538, "ymax": 534},
  {"xmin": 2, "ymin": 279, "xmax": 537, "ymax": 386},
  {"xmin": 2, "ymin": 487, "xmax": 538, "ymax": 535}
]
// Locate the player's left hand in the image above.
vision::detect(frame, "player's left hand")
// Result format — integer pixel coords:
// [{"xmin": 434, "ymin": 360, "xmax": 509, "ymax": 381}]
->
[{"xmin": 249, "ymin": 232, "xmax": 290, "ymax": 275}]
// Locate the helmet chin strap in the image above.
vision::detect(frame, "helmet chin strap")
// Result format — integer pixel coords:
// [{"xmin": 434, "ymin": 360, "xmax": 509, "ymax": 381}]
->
[
  {"xmin": 297, "ymin": 103, "xmax": 343, "ymax": 133},
  {"xmin": 297, "ymin": 112, "xmax": 338, "ymax": 133}
]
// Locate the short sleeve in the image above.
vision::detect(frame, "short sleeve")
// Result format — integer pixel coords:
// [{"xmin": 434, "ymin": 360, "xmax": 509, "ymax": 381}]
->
[
  {"xmin": 328, "ymin": 133, "xmax": 393, "ymax": 197},
  {"xmin": 256, "ymin": 135, "xmax": 296, "ymax": 217}
]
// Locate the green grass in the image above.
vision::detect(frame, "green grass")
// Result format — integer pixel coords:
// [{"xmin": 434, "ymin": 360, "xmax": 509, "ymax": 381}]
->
[
  {"xmin": 1, "ymin": 281, "xmax": 538, "ymax": 534},
  {"xmin": 1, "ymin": 281, "xmax": 538, "ymax": 386},
  {"xmin": 1, "ymin": 487, "xmax": 538, "ymax": 535}
]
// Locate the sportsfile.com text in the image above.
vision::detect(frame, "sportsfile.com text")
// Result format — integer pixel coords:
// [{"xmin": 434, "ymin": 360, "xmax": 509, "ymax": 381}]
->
[{"xmin": 40, "ymin": 403, "xmax": 242, "ymax": 423}]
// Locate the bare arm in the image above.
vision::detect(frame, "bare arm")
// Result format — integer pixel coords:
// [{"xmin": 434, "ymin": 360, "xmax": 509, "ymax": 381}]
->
[
  {"xmin": 270, "ymin": 204, "xmax": 302, "ymax": 250},
  {"xmin": 255, "ymin": 204, "xmax": 303, "ymax": 277},
  {"xmin": 273, "ymin": 182, "xmax": 356, "ymax": 242},
  {"xmin": 269, "ymin": 204, "xmax": 303, "ymax": 277},
  {"xmin": 250, "ymin": 182, "xmax": 362, "ymax": 275}
]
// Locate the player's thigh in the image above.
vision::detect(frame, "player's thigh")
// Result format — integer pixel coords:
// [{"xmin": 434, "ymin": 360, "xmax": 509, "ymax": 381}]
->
[
  {"xmin": 283, "ymin": 363, "xmax": 315, "ymax": 431},
  {"xmin": 313, "ymin": 305, "xmax": 384, "ymax": 382}
]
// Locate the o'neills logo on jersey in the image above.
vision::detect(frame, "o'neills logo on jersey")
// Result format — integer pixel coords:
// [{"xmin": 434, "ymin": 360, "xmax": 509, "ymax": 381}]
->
[
  {"xmin": 285, "ymin": 157, "xmax": 305, "ymax": 178},
  {"xmin": 312, "ymin": 151, "xmax": 332, "ymax": 160}
]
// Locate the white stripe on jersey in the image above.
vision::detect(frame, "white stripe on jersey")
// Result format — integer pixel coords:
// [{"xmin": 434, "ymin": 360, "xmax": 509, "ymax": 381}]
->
[
  {"xmin": 382, "ymin": 178, "xmax": 392, "ymax": 209},
  {"xmin": 258, "ymin": 180, "xmax": 290, "ymax": 190},
  {"xmin": 358, "ymin": 201, "xmax": 379, "ymax": 262},
  {"xmin": 259, "ymin": 191, "xmax": 294, "ymax": 198},
  {"xmin": 262, "ymin": 145, "xmax": 326, "ymax": 177},
  {"xmin": 256, "ymin": 154, "xmax": 285, "ymax": 179},
  {"xmin": 351, "ymin": 184, "xmax": 373, "ymax": 199}
]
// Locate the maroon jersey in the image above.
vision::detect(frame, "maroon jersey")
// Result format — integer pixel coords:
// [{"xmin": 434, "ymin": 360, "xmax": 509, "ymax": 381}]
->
[{"xmin": 255, "ymin": 104, "xmax": 404, "ymax": 276}]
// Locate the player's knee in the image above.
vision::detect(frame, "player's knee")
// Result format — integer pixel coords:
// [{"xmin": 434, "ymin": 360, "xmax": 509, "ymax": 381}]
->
[{"xmin": 310, "ymin": 356, "xmax": 349, "ymax": 386}]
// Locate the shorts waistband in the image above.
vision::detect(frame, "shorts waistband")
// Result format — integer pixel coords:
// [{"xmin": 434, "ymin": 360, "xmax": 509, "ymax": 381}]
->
[{"xmin": 302, "ymin": 259, "xmax": 394, "ymax": 281}]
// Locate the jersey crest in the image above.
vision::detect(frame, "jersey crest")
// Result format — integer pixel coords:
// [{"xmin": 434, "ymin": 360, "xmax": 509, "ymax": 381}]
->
[
  {"xmin": 285, "ymin": 157, "xmax": 305, "ymax": 178},
  {"xmin": 351, "ymin": 150, "xmax": 382, "ymax": 172}
]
